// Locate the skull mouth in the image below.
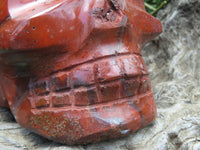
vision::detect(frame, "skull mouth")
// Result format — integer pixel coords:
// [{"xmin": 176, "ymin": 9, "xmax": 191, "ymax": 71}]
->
[
  {"xmin": 28, "ymin": 53, "xmax": 150, "ymax": 110},
  {"xmin": 25, "ymin": 52, "xmax": 156, "ymax": 145}
]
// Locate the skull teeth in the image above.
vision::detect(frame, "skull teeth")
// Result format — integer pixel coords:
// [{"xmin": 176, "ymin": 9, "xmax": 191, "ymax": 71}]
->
[{"xmin": 28, "ymin": 54, "xmax": 150, "ymax": 109}]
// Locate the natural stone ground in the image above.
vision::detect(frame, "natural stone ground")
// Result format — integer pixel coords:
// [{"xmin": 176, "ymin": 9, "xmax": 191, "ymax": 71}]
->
[{"xmin": 0, "ymin": 0, "xmax": 199, "ymax": 149}]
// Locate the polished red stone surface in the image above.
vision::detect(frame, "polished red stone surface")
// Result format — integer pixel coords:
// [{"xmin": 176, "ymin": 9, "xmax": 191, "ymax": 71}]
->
[{"xmin": 0, "ymin": 0, "xmax": 162, "ymax": 145}]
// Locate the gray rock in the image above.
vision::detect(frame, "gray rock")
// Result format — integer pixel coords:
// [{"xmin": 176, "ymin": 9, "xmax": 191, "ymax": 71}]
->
[{"xmin": 0, "ymin": 0, "xmax": 199, "ymax": 149}]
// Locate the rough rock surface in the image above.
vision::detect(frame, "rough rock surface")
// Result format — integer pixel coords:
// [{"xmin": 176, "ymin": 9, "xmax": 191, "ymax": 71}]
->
[{"xmin": 0, "ymin": 0, "xmax": 199, "ymax": 149}]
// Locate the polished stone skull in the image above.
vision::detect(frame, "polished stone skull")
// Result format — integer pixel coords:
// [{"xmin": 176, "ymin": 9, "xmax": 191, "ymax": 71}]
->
[{"xmin": 0, "ymin": 0, "xmax": 162, "ymax": 145}]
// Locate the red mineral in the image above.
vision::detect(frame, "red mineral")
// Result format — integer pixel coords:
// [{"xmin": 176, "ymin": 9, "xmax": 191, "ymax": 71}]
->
[{"xmin": 0, "ymin": 0, "xmax": 162, "ymax": 145}]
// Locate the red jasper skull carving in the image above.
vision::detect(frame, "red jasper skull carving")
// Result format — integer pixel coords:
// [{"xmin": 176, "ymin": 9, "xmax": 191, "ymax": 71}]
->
[{"xmin": 0, "ymin": 0, "xmax": 162, "ymax": 145}]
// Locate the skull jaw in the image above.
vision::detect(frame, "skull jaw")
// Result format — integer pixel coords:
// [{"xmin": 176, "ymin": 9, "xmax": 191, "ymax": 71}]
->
[{"xmin": 15, "ymin": 90, "xmax": 156, "ymax": 145}]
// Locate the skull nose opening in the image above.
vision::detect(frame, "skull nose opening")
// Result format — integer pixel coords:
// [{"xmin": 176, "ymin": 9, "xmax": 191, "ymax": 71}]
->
[
  {"xmin": 91, "ymin": 0, "xmax": 126, "ymax": 29},
  {"xmin": 91, "ymin": 1, "xmax": 121, "ymax": 22}
]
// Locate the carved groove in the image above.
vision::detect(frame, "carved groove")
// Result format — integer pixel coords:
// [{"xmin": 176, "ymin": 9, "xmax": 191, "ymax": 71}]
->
[
  {"xmin": 31, "ymin": 91, "xmax": 153, "ymax": 112},
  {"xmin": 49, "ymin": 52, "xmax": 141, "ymax": 77}
]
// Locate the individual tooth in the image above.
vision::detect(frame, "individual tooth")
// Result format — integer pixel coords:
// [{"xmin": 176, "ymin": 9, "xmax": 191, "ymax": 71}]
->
[
  {"xmin": 74, "ymin": 87, "xmax": 98, "ymax": 106},
  {"xmin": 139, "ymin": 76, "xmax": 151, "ymax": 94},
  {"xmin": 51, "ymin": 74, "xmax": 70, "ymax": 92},
  {"xmin": 33, "ymin": 81, "xmax": 49, "ymax": 96},
  {"xmin": 121, "ymin": 56, "xmax": 142, "ymax": 77},
  {"xmin": 28, "ymin": 97, "xmax": 36, "ymax": 109},
  {"xmin": 52, "ymin": 93, "xmax": 71, "ymax": 107},
  {"xmin": 95, "ymin": 59, "xmax": 121, "ymax": 82},
  {"xmin": 99, "ymin": 82, "xmax": 121, "ymax": 103},
  {"xmin": 72, "ymin": 65, "xmax": 95, "ymax": 88},
  {"xmin": 35, "ymin": 97, "xmax": 50, "ymax": 108},
  {"xmin": 120, "ymin": 78, "xmax": 140, "ymax": 98}
]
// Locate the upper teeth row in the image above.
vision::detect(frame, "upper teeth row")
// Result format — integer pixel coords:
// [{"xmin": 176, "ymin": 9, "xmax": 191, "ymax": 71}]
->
[{"xmin": 28, "ymin": 55, "xmax": 148, "ymax": 109}]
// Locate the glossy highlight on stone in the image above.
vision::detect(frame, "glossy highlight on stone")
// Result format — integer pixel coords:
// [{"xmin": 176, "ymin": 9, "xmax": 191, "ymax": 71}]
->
[{"xmin": 0, "ymin": 0, "xmax": 162, "ymax": 145}]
